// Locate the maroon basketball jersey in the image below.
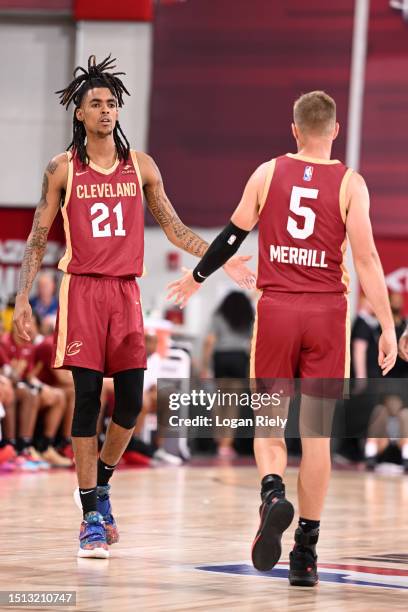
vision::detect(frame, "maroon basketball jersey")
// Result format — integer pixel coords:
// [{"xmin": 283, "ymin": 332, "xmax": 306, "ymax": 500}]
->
[
  {"xmin": 59, "ymin": 150, "xmax": 144, "ymax": 277},
  {"xmin": 257, "ymin": 153, "xmax": 353, "ymax": 293}
]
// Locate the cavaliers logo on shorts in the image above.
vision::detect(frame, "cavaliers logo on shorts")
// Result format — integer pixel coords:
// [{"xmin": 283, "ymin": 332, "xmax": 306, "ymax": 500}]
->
[
  {"xmin": 66, "ymin": 341, "xmax": 83, "ymax": 356},
  {"xmin": 53, "ymin": 274, "xmax": 147, "ymax": 376}
]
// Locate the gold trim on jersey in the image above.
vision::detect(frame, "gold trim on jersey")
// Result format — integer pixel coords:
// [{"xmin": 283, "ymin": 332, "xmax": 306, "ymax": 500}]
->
[
  {"xmin": 344, "ymin": 293, "xmax": 351, "ymax": 378},
  {"xmin": 58, "ymin": 152, "xmax": 73, "ymax": 273},
  {"xmin": 130, "ymin": 150, "xmax": 146, "ymax": 278},
  {"xmin": 259, "ymin": 159, "xmax": 276, "ymax": 214},
  {"xmin": 130, "ymin": 150, "xmax": 144, "ymax": 193},
  {"xmin": 89, "ymin": 157, "xmax": 120, "ymax": 175},
  {"xmin": 54, "ymin": 273, "xmax": 71, "ymax": 368},
  {"xmin": 339, "ymin": 168, "xmax": 354, "ymax": 222},
  {"xmin": 249, "ymin": 291, "xmax": 262, "ymax": 378},
  {"xmin": 286, "ymin": 153, "xmax": 340, "ymax": 165},
  {"xmin": 340, "ymin": 237, "xmax": 350, "ymax": 294}
]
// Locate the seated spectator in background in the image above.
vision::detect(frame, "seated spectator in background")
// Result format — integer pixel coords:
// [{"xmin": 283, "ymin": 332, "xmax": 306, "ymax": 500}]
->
[
  {"xmin": 365, "ymin": 292, "xmax": 408, "ymax": 472},
  {"xmin": 0, "ymin": 326, "xmax": 42, "ymax": 469},
  {"xmin": 201, "ymin": 291, "xmax": 254, "ymax": 458},
  {"xmin": 123, "ymin": 330, "xmax": 182, "ymax": 466},
  {"xmin": 365, "ymin": 395, "xmax": 408, "ymax": 473},
  {"xmin": 31, "ymin": 329, "xmax": 75, "ymax": 460},
  {"xmin": 0, "ymin": 312, "xmax": 5, "ymax": 337},
  {"xmin": 387, "ymin": 292, "xmax": 408, "ymax": 377},
  {"xmin": 29, "ymin": 272, "xmax": 58, "ymax": 321},
  {"xmin": 1, "ymin": 294, "xmax": 17, "ymax": 334},
  {"xmin": 0, "ymin": 322, "xmax": 72, "ymax": 468},
  {"xmin": 351, "ymin": 296, "xmax": 381, "ymax": 379},
  {"xmin": 0, "ymin": 357, "xmax": 18, "ymax": 465},
  {"xmin": 31, "ymin": 312, "xmax": 45, "ymax": 345}
]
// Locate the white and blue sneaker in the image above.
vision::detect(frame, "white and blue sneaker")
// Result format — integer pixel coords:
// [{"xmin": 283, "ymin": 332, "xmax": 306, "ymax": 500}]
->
[{"xmin": 78, "ymin": 511, "xmax": 109, "ymax": 558}]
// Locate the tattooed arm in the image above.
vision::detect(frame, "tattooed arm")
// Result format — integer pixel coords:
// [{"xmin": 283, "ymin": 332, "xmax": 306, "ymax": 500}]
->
[
  {"xmin": 137, "ymin": 152, "xmax": 208, "ymax": 256},
  {"xmin": 13, "ymin": 154, "xmax": 68, "ymax": 341},
  {"xmin": 137, "ymin": 152, "xmax": 256, "ymax": 289}
]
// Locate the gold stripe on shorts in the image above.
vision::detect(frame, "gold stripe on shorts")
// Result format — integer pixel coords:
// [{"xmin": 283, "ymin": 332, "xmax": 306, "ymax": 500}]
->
[{"xmin": 54, "ymin": 273, "xmax": 71, "ymax": 367}]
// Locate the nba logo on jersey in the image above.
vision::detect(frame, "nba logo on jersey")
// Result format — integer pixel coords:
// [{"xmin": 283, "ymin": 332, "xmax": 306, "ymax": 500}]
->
[{"xmin": 303, "ymin": 166, "xmax": 314, "ymax": 182}]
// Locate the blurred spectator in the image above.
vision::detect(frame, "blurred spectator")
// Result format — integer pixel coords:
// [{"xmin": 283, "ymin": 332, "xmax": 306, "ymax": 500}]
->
[
  {"xmin": 201, "ymin": 291, "xmax": 254, "ymax": 457},
  {"xmin": 386, "ymin": 292, "xmax": 408, "ymax": 378},
  {"xmin": 1, "ymin": 294, "xmax": 17, "ymax": 334},
  {"xmin": 0, "ymin": 323, "xmax": 72, "ymax": 468},
  {"xmin": 365, "ymin": 396, "xmax": 408, "ymax": 473},
  {"xmin": 31, "ymin": 331, "xmax": 75, "ymax": 460},
  {"xmin": 0, "ymin": 332, "xmax": 41, "ymax": 470},
  {"xmin": 31, "ymin": 312, "xmax": 45, "ymax": 345},
  {"xmin": 333, "ymin": 297, "xmax": 380, "ymax": 465},
  {"xmin": 29, "ymin": 272, "xmax": 58, "ymax": 320},
  {"xmin": 123, "ymin": 329, "xmax": 182, "ymax": 466},
  {"xmin": 0, "ymin": 353, "xmax": 18, "ymax": 465},
  {"xmin": 351, "ymin": 296, "xmax": 381, "ymax": 379},
  {"xmin": 365, "ymin": 292, "xmax": 408, "ymax": 472}
]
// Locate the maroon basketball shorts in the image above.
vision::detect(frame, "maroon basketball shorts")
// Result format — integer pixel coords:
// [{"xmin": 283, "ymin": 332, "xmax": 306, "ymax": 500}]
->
[
  {"xmin": 52, "ymin": 274, "xmax": 146, "ymax": 376},
  {"xmin": 251, "ymin": 290, "xmax": 350, "ymax": 381}
]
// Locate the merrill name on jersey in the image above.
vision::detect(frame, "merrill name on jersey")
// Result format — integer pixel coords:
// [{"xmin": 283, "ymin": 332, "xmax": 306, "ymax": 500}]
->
[
  {"xmin": 76, "ymin": 182, "xmax": 137, "ymax": 199},
  {"xmin": 270, "ymin": 245, "xmax": 328, "ymax": 268}
]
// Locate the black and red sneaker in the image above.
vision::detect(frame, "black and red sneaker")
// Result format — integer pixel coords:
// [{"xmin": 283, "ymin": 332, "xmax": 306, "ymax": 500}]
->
[
  {"xmin": 251, "ymin": 482, "xmax": 294, "ymax": 572},
  {"xmin": 288, "ymin": 527, "xmax": 319, "ymax": 587}
]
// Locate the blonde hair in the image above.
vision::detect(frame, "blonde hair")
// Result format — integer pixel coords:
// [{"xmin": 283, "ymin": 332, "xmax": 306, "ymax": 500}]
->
[{"xmin": 293, "ymin": 91, "xmax": 336, "ymax": 135}]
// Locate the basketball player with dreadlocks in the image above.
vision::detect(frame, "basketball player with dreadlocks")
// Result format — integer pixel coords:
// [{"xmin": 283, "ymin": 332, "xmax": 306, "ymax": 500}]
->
[{"xmin": 13, "ymin": 55, "xmax": 255, "ymax": 558}]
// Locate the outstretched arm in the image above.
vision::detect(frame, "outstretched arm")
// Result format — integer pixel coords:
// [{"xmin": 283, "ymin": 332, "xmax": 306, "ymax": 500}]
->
[
  {"xmin": 137, "ymin": 151, "xmax": 256, "ymax": 287},
  {"xmin": 13, "ymin": 154, "xmax": 67, "ymax": 340},
  {"xmin": 167, "ymin": 162, "xmax": 268, "ymax": 308},
  {"xmin": 138, "ymin": 152, "xmax": 208, "ymax": 256},
  {"xmin": 346, "ymin": 172, "xmax": 397, "ymax": 375}
]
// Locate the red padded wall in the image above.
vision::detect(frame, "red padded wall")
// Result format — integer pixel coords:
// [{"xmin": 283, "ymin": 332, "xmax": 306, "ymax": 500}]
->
[
  {"xmin": 360, "ymin": 0, "xmax": 408, "ymax": 238},
  {"xmin": 148, "ymin": 0, "xmax": 354, "ymax": 227}
]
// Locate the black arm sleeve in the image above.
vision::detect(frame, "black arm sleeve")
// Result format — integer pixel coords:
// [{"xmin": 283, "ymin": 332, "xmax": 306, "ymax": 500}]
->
[{"xmin": 192, "ymin": 221, "xmax": 250, "ymax": 283}]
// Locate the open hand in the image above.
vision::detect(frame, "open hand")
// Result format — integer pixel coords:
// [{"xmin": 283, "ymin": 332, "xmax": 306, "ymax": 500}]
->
[
  {"xmin": 167, "ymin": 268, "xmax": 201, "ymax": 309},
  {"xmin": 223, "ymin": 255, "xmax": 256, "ymax": 290}
]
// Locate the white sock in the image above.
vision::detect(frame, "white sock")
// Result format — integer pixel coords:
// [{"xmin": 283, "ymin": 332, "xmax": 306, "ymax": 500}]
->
[
  {"xmin": 365, "ymin": 441, "xmax": 378, "ymax": 458},
  {"xmin": 402, "ymin": 444, "xmax": 408, "ymax": 460}
]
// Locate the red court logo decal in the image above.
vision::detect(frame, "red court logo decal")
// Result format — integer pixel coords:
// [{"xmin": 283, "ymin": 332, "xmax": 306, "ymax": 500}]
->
[{"xmin": 66, "ymin": 341, "xmax": 83, "ymax": 356}]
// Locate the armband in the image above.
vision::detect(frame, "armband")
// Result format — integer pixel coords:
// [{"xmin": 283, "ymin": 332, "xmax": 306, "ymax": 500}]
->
[{"xmin": 192, "ymin": 221, "xmax": 249, "ymax": 283}]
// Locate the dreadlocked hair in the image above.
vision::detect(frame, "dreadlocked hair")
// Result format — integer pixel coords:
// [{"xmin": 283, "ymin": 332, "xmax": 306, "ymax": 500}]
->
[{"xmin": 56, "ymin": 54, "xmax": 131, "ymax": 165}]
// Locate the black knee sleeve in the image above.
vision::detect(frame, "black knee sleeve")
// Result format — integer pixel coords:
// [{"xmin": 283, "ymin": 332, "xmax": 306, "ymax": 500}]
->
[
  {"xmin": 71, "ymin": 368, "xmax": 103, "ymax": 437},
  {"xmin": 111, "ymin": 369, "xmax": 144, "ymax": 429}
]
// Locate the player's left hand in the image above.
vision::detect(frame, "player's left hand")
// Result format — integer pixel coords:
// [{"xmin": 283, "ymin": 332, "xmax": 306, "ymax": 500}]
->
[
  {"xmin": 223, "ymin": 255, "xmax": 256, "ymax": 290},
  {"xmin": 167, "ymin": 268, "xmax": 201, "ymax": 309}
]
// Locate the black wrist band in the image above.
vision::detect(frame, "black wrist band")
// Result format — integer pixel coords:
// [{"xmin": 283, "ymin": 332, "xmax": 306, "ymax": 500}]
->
[
  {"xmin": 192, "ymin": 269, "xmax": 207, "ymax": 283},
  {"xmin": 192, "ymin": 221, "xmax": 249, "ymax": 283}
]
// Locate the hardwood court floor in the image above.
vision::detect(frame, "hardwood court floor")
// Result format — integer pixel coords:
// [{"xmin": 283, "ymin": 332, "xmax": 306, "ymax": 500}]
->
[{"xmin": 1, "ymin": 464, "xmax": 408, "ymax": 611}]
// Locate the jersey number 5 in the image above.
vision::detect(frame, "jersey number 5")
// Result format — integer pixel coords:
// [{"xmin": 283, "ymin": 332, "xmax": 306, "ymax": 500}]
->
[
  {"xmin": 91, "ymin": 202, "xmax": 126, "ymax": 238},
  {"xmin": 287, "ymin": 186, "xmax": 318, "ymax": 240}
]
